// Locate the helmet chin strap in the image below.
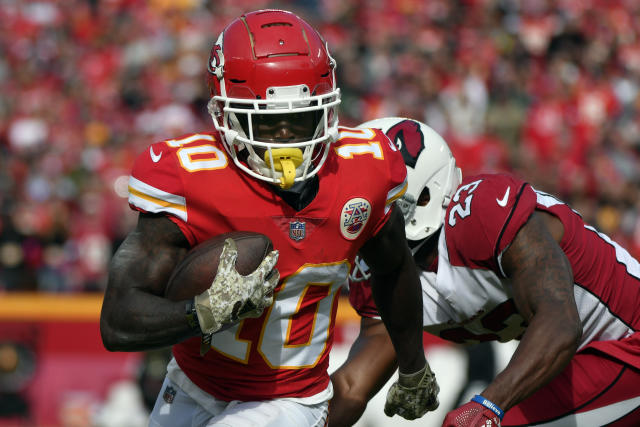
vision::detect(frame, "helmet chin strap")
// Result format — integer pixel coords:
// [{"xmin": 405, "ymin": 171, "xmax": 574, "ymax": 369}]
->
[{"xmin": 264, "ymin": 148, "xmax": 304, "ymax": 189}]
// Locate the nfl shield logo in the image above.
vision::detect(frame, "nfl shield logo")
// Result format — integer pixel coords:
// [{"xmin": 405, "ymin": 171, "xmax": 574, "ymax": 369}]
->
[
  {"xmin": 163, "ymin": 385, "xmax": 177, "ymax": 404},
  {"xmin": 289, "ymin": 221, "xmax": 306, "ymax": 241}
]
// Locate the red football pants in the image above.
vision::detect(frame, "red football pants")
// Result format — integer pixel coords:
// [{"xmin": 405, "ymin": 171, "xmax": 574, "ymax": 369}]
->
[{"xmin": 503, "ymin": 349, "xmax": 640, "ymax": 426}]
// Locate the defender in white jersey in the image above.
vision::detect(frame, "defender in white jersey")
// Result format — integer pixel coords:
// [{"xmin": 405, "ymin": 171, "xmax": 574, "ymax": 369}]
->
[{"xmin": 338, "ymin": 118, "xmax": 640, "ymax": 427}]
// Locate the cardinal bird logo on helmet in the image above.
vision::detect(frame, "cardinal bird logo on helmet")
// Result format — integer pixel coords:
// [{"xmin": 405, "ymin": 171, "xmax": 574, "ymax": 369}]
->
[
  {"xmin": 385, "ymin": 119, "xmax": 425, "ymax": 169},
  {"xmin": 357, "ymin": 117, "xmax": 462, "ymax": 241}
]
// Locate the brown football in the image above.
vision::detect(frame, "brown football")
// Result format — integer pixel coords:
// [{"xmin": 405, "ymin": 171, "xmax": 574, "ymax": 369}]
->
[{"xmin": 164, "ymin": 231, "xmax": 273, "ymax": 301}]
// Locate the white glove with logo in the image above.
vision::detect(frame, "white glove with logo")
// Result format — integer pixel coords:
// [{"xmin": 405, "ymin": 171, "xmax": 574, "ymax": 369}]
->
[
  {"xmin": 194, "ymin": 238, "xmax": 279, "ymax": 337},
  {"xmin": 384, "ymin": 362, "xmax": 440, "ymax": 420}
]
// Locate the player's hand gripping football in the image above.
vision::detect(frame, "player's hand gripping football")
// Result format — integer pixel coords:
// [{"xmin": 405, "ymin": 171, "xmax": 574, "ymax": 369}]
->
[
  {"xmin": 384, "ymin": 362, "xmax": 440, "ymax": 420},
  {"xmin": 194, "ymin": 238, "xmax": 279, "ymax": 335}
]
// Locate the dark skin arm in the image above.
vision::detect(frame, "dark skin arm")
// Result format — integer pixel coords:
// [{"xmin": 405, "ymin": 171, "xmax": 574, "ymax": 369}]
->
[
  {"xmin": 328, "ymin": 317, "xmax": 397, "ymax": 427},
  {"xmin": 480, "ymin": 210, "xmax": 582, "ymax": 411},
  {"xmin": 359, "ymin": 207, "xmax": 426, "ymax": 374},
  {"xmin": 100, "ymin": 213, "xmax": 196, "ymax": 351}
]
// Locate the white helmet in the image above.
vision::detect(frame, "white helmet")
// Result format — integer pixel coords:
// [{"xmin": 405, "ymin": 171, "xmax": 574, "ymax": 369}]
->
[{"xmin": 357, "ymin": 117, "xmax": 461, "ymax": 241}]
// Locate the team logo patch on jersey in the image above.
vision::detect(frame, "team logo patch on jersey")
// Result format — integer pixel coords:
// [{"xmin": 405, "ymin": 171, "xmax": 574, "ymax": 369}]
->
[
  {"xmin": 340, "ymin": 198, "xmax": 371, "ymax": 240},
  {"xmin": 289, "ymin": 220, "xmax": 306, "ymax": 241},
  {"xmin": 163, "ymin": 385, "xmax": 177, "ymax": 404}
]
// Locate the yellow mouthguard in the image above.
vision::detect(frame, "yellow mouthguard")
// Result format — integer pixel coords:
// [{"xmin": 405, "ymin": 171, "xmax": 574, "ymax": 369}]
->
[{"xmin": 264, "ymin": 148, "xmax": 304, "ymax": 189}]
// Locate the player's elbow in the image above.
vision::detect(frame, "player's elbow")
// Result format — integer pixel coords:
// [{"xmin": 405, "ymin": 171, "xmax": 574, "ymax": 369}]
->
[
  {"xmin": 555, "ymin": 312, "xmax": 582, "ymax": 355},
  {"xmin": 568, "ymin": 319, "xmax": 583, "ymax": 349},
  {"xmin": 100, "ymin": 318, "xmax": 136, "ymax": 352},
  {"xmin": 100, "ymin": 322, "xmax": 122, "ymax": 352},
  {"xmin": 327, "ymin": 395, "xmax": 368, "ymax": 427}
]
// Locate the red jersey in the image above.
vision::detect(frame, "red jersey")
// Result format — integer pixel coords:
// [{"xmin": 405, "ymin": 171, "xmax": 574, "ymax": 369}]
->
[
  {"xmin": 350, "ymin": 173, "xmax": 640, "ymax": 369},
  {"xmin": 127, "ymin": 127, "xmax": 407, "ymax": 401}
]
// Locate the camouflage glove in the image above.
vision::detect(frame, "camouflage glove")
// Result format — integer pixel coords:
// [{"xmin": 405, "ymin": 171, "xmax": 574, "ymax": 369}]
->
[
  {"xmin": 194, "ymin": 238, "xmax": 279, "ymax": 336},
  {"xmin": 384, "ymin": 362, "xmax": 440, "ymax": 420}
]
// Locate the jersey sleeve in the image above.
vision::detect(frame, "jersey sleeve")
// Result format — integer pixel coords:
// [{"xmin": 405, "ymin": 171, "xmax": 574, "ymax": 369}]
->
[
  {"xmin": 444, "ymin": 173, "xmax": 537, "ymax": 275},
  {"xmin": 127, "ymin": 140, "xmax": 194, "ymax": 242},
  {"xmin": 368, "ymin": 128, "xmax": 408, "ymax": 236},
  {"xmin": 347, "ymin": 257, "xmax": 379, "ymax": 318}
]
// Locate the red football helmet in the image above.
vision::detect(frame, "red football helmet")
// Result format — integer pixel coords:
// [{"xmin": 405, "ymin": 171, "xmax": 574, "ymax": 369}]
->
[{"xmin": 207, "ymin": 9, "xmax": 341, "ymax": 189}]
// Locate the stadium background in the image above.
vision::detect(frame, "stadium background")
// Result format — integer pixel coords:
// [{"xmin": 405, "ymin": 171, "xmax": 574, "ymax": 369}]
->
[{"xmin": 0, "ymin": 0, "xmax": 639, "ymax": 425}]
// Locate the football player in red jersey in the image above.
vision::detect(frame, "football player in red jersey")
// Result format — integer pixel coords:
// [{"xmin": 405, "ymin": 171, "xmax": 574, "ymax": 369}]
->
[
  {"xmin": 100, "ymin": 11, "xmax": 437, "ymax": 427},
  {"xmin": 340, "ymin": 117, "xmax": 640, "ymax": 426}
]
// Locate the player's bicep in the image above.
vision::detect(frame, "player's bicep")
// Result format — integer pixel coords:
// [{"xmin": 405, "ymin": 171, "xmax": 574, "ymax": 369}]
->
[
  {"xmin": 501, "ymin": 211, "xmax": 575, "ymax": 323},
  {"xmin": 107, "ymin": 213, "xmax": 190, "ymax": 298}
]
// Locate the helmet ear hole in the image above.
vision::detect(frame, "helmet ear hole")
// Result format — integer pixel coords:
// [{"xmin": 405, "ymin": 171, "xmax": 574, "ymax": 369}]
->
[
  {"xmin": 417, "ymin": 187, "xmax": 430, "ymax": 206},
  {"xmin": 357, "ymin": 117, "xmax": 459, "ymax": 241}
]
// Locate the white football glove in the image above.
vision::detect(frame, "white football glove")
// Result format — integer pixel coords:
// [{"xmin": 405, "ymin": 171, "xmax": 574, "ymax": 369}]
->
[
  {"xmin": 194, "ymin": 238, "xmax": 279, "ymax": 337},
  {"xmin": 384, "ymin": 362, "xmax": 440, "ymax": 420}
]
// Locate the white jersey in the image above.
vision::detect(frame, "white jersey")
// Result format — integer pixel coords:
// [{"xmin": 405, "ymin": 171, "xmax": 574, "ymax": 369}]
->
[{"xmin": 350, "ymin": 173, "xmax": 640, "ymax": 369}]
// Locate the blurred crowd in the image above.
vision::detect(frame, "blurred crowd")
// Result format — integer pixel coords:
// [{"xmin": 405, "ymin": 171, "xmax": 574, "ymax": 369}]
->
[{"xmin": 1, "ymin": 0, "xmax": 640, "ymax": 292}]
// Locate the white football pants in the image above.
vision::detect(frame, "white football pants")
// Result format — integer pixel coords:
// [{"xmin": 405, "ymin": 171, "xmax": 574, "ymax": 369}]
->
[{"xmin": 148, "ymin": 376, "xmax": 328, "ymax": 427}]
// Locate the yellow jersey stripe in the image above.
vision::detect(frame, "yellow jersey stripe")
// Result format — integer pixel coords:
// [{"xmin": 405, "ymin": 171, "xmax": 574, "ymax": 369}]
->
[
  {"xmin": 128, "ymin": 176, "xmax": 187, "ymax": 221},
  {"xmin": 128, "ymin": 186, "xmax": 187, "ymax": 213},
  {"xmin": 386, "ymin": 177, "xmax": 408, "ymax": 206}
]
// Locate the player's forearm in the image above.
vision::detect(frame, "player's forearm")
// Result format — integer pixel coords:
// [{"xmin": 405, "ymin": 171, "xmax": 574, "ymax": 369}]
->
[
  {"xmin": 480, "ymin": 312, "xmax": 581, "ymax": 411},
  {"xmin": 360, "ymin": 208, "xmax": 426, "ymax": 373},
  {"xmin": 101, "ymin": 289, "xmax": 197, "ymax": 351},
  {"xmin": 370, "ymin": 257, "xmax": 426, "ymax": 373},
  {"xmin": 100, "ymin": 237, "xmax": 196, "ymax": 351},
  {"xmin": 329, "ymin": 318, "xmax": 397, "ymax": 426},
  {"xmin": 489, "ymin": 211, "xmax": 581, "ymax": 410}
]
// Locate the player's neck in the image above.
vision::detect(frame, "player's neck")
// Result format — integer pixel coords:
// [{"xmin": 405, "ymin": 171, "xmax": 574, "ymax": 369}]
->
[{"xmin": 273, "ymin": 175, "xmax": 319, "ymax": 211}]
